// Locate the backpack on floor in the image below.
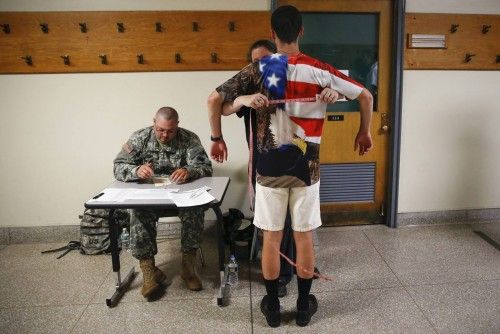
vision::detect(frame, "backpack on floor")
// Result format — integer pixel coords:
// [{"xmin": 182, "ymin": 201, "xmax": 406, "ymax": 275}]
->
[
  {"xmin": 223, "ymin": 208, "xmax": 254, "ymax": 245},
  {"xmin": 79, "ymin": 208, "xmax": 129, "ymax": 255}
]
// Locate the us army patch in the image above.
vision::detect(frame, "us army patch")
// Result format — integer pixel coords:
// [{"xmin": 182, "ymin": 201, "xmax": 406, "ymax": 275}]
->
[{"xmin": 122, "ymin": 143, "xmax": 136, "ymax": 156}]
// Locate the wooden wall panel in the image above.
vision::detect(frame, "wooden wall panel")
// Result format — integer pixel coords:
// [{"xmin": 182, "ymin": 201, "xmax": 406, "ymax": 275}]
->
[
  {"xmin": 0, "ymin": 11, "xmax": 271, "ymax": 73},
  {"xmin": 405, "ymin": 13, "xmax": 500, "ymax": 70}
]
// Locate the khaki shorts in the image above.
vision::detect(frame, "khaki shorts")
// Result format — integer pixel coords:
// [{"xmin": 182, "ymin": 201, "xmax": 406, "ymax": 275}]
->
[{"xmin": 253, "ymin": 182, "xmax": 322, "ymax": 232}]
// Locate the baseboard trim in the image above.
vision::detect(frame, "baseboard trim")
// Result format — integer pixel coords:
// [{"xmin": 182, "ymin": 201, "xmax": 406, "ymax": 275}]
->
[
  {"xmin": 0, "ymin": 221, "xmax": 183, "ymax": 245},
  {"xmin": 1, "ymin": 209, "xmax": 498, "ymax": 244},
  {"xmin": 397, "ymin": 208, "xmax": 500, "ymax": 226}
]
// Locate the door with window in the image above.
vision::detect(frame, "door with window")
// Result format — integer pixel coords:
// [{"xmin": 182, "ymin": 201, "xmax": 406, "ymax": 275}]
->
[{"xmin": 279, "ymin": 0, "xmax": 393, "ymax": 225}]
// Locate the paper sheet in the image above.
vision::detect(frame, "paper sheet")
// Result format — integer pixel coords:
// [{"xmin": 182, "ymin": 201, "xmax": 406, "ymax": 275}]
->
[
  {"xmin": 126, "ymin": 188, "xmax": 179, "ymax": 200},
  {"xmin": 87, "ymin": 188, "xmax": 179, "ymax": 202},
  {"xmin": 87, "ymin": 188, "xmax": 131, "ymax": 202},
  {"xmin": 170, "ymin": 186, "xmax": 215, "ymax": 207}
]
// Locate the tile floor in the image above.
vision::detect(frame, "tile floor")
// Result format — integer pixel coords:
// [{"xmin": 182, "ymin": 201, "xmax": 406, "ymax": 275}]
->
[{"xmin": 0, "ymin": 222, "xmax": 499, "ymax": 334}]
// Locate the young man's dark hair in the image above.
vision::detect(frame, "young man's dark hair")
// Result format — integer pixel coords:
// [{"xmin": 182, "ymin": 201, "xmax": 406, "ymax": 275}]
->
[
  {"xmin": 246, "ymin": 39, "xmax": 277, "ymax": 63},
  {"xmin": 270, "ymin": 5, "xmax": 303, "ymax": 43}
]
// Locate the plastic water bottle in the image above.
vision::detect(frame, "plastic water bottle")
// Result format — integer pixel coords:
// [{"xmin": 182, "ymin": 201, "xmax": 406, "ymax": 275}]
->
[
  {"xmin": 120, "ymin": 228, "xmax": 130, "ymax": 251},
  {"xmin": 227, "ymin": 255, "xmax": 239, "ymax": 287}
]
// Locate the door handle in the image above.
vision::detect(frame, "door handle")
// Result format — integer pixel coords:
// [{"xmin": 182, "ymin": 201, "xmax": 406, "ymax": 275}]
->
[{"xmin": 381, "ymin": 113, "xmax": 389, "ymax": 132}]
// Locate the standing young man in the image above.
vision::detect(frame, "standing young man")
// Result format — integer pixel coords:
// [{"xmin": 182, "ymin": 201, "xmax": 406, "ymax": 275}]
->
[
  {"xmin": 212, "ymin": 5, "xmax": 373, "ymax": 327},
  {"xmin": 208, "ymin": 40, "xmax": 339, "ymax": 297}
]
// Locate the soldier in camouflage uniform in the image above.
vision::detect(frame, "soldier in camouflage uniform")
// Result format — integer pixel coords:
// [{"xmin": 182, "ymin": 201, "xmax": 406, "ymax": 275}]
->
[{"xmin": 114, "ymin": 106, "xmax": 212, "ymax": 297}]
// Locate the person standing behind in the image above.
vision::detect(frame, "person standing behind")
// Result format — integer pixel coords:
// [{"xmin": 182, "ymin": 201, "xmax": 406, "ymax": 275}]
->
[
  {"xmin": 211, "ymin": 5, "xmax": 373, "ymax": 327},
  {"xmin": 114, "ymin": 107, "xmax": 212, "ymax": 298}
]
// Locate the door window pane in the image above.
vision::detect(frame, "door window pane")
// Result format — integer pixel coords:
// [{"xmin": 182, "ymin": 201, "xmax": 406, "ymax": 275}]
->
[{"xmin": 301, "ymin": 13, "xmax": 379, "ymax": 111}]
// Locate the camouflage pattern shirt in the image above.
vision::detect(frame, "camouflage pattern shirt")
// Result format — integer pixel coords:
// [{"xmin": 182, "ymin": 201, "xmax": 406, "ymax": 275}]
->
[{"xmin": 114, "ymin": 126, "xmax": 212, "ymax": 182}]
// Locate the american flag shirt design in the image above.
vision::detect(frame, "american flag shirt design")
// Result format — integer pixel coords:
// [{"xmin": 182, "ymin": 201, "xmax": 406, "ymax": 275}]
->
[{"xmin": 216, "ymin": 53, "xmax": 364, "ymax": 188}]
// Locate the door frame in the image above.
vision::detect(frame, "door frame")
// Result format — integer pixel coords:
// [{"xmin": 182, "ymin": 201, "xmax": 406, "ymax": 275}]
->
[
  {"xmin": 386, "ymin": 0, "xmax": 405, "ymax": 228},
  {"xmin": 271, "ymin": 0, "xmax": 406, "ymax": 227}
]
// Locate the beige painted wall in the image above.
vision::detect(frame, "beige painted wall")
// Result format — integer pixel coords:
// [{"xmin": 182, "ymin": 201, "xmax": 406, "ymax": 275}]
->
[
  {"xmin": 0, "ymin": 0, "xmax": 269, "ymax": 227},
  {"xmin": 0, "ymin": 0, "xmax": 498, "ymax": 227},
  {"xmin": 400, "ymin": 0, "xmax": 500, "ymax": 212}
]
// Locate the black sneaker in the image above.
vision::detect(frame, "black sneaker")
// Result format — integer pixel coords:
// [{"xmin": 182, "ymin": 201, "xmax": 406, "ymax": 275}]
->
[
  {"xmin": 278, "ymin": 281, "xmax": 288, "ymax": 298},
  {"xmin": 296, "ymin": 294, "xmax": 318, "ymax": 327},
  {"xmin": 260, "ymin": 295, "xmax": 281, "ymax": 327}
]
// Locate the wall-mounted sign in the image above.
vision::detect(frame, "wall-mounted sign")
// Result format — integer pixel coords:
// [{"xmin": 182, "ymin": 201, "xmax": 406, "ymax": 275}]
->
[{"xmin": 327, "ymin": 115, "xmax": 344, "ymax": 121}]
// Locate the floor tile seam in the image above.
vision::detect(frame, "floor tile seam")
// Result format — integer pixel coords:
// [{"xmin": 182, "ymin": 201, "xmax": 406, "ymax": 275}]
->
[
  {"xmin": 401, "ymin": 277, "xmax": 500, "ymax": 288},
  {"xmin": 361, "ymin": 230, "xmax": 440, "ymax": 334},
  {"xmin": 397, "ymin": 287, "xmax": 440, "ymax": 334},
  {"xmin": 68, "ymin": 302, "xmax": 91, "ymax": 334},
  {"xmin": 398, "ymin": 222, "xmax": 471, "ymax": 229},
  {"xmin": 85, "ymin": 294, "xmax": 252, "ymax": 306},
  {"xmin": 85, "ymin": 265, "xmax": 114, "ymax": 306},
  {"xmin": 0, "ymin": 302, "xmax": 90, "ymax": 310},
  {"xmin": 249, "ymin": 284, "xmax": 412, "ymax": 298},
  {"xmin": 360, "ymin": 230, "xmax": 404, "ymax": 288}
]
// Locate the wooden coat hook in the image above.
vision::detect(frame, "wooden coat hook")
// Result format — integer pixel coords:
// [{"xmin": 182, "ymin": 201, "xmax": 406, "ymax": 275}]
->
[
  {"xmin": 99, "ymin": 54, "xmax": 108, "ymax": 65},
  {"xmin": 137, "ymin": 54, "xmax": 144, "ymax": 64},
  {"xmin": 482, "ymin": 25, "xmax": 491, "ymax": 34},
  {"xmin": 40, "ymin": 23, "xmax": 49, "ymax": 33},
  {"xmin": 211, "ymin": 52, "xmax": 218, "ymax": 63},
  {"xmin": 79, "ymin": 23, "xmax": 87, "ymax": 33},
  {"xmin": 117, "ymin": 22, "xmax": 125, "ymax": 33},
  {"xmin": 192, "ymin": 22, "xmax": 198, "ymax": 32},
  {"xmin": 61, "ymin": 55, "xmax": 70, "ymax": 66},
  {"xmin": 1, "ymin": 23, "xmax": 10, "ymax": 34},
  {"xmin": 21, "ymin": 55, "xmax": 33, "ymax": 66},
  {"xmin": 175, "ymin": 53, "xmax": 181, "ymax": 63},
  {"xmin": 450, "ymin": 24, "xmax": 459, "ymax": 33},
  {"xmin": 155, "ymin": 22, "xmax": 162, "ymax": 32},
  {"xmin": 464, "ymin": 53, "xmax": 476, "ymax": 63}
]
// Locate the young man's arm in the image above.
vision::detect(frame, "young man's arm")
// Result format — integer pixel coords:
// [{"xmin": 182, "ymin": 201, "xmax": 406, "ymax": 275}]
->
[
  {"xmin": 324, "ymin": 64, "xmax": 373, "ymax": 156},
  {"xmin": 354, "ymin": 88, "xmax": 373, "ymax": 156}
]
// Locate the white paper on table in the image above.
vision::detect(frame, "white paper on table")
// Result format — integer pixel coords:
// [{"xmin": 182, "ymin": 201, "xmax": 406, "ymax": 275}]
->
[
  {"xmin": 126, "ymin": 188, "xmax": 179, "ymax": 200},
  {"xmin": 87, "ymin": 188, "xmax": 132, "ymax": 202},
  {"xmin": 88, "ymin": 188, "xmax": 179, "ymax": 202},
  {"xmin": 170, "ymin": 186, "xmax": 215, "ymax": 207}
]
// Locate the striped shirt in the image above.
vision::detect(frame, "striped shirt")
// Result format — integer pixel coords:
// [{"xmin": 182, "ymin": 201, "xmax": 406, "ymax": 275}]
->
[{"xmin": 216, "ymin": 52, "xmax": 364, "ymax": 188}]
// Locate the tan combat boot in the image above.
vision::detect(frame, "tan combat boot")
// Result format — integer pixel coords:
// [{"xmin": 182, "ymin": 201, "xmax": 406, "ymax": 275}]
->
[
  {"xmin": 139, "ymin": 258, "xmax": 161, "ymax": 298},
  {"xmin": 180, "ymin": 249, "xmax": 203, "ymax": 291},
  {"xmin": 151, "ymin": 258, "xmax": 167, "ymax": 284}
]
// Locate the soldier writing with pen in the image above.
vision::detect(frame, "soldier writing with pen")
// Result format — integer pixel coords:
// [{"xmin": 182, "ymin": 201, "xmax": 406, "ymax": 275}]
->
[{"xmin": 113, "ymin": 106, "xmax": 212, "ymax": 298}]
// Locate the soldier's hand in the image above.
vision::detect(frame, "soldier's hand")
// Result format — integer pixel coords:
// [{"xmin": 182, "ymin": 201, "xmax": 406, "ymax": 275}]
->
[
  {"xmin": 170, "ymin": 168, "xmax": 188, "ymax": 184},
  {"xmin": 137, "ymin": 163, "xmax": 154, "ymax": 179}
]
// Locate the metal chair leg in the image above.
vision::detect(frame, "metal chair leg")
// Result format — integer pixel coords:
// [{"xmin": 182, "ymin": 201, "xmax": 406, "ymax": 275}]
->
[
  {"xmin": 198, "ymin": 246, "xmax": 206, "ymax": 267},
  {"xmin": 249, "ymin": 227, "xmax": 259, "ymax": 262}
]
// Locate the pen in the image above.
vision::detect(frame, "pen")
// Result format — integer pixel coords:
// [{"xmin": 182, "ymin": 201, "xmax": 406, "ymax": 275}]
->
[{"xmin": 93, "ymin": 192, "xmax": 104, "ymax": 199}]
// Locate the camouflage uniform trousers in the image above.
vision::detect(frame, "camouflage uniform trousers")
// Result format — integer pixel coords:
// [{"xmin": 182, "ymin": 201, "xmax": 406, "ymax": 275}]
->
[{"xmin": 129, "ymin": 207, "xmax": 205, "ymax": 260}]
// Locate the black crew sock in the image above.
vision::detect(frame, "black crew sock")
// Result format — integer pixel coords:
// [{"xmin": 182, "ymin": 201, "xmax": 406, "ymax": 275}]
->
[
  {"xmin": 297, "ymin": 276, "xmax": 313, "ymax": 311},
  {"xmin": 263, "ymin": 278, "xmax": 280, "ymax": 311}
]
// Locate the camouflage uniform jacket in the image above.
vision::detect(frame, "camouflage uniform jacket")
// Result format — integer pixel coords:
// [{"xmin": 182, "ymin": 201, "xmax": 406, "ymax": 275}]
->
[{"xmin": 114, "ymin": 126, "xmax": 212, "ymax": 182}]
